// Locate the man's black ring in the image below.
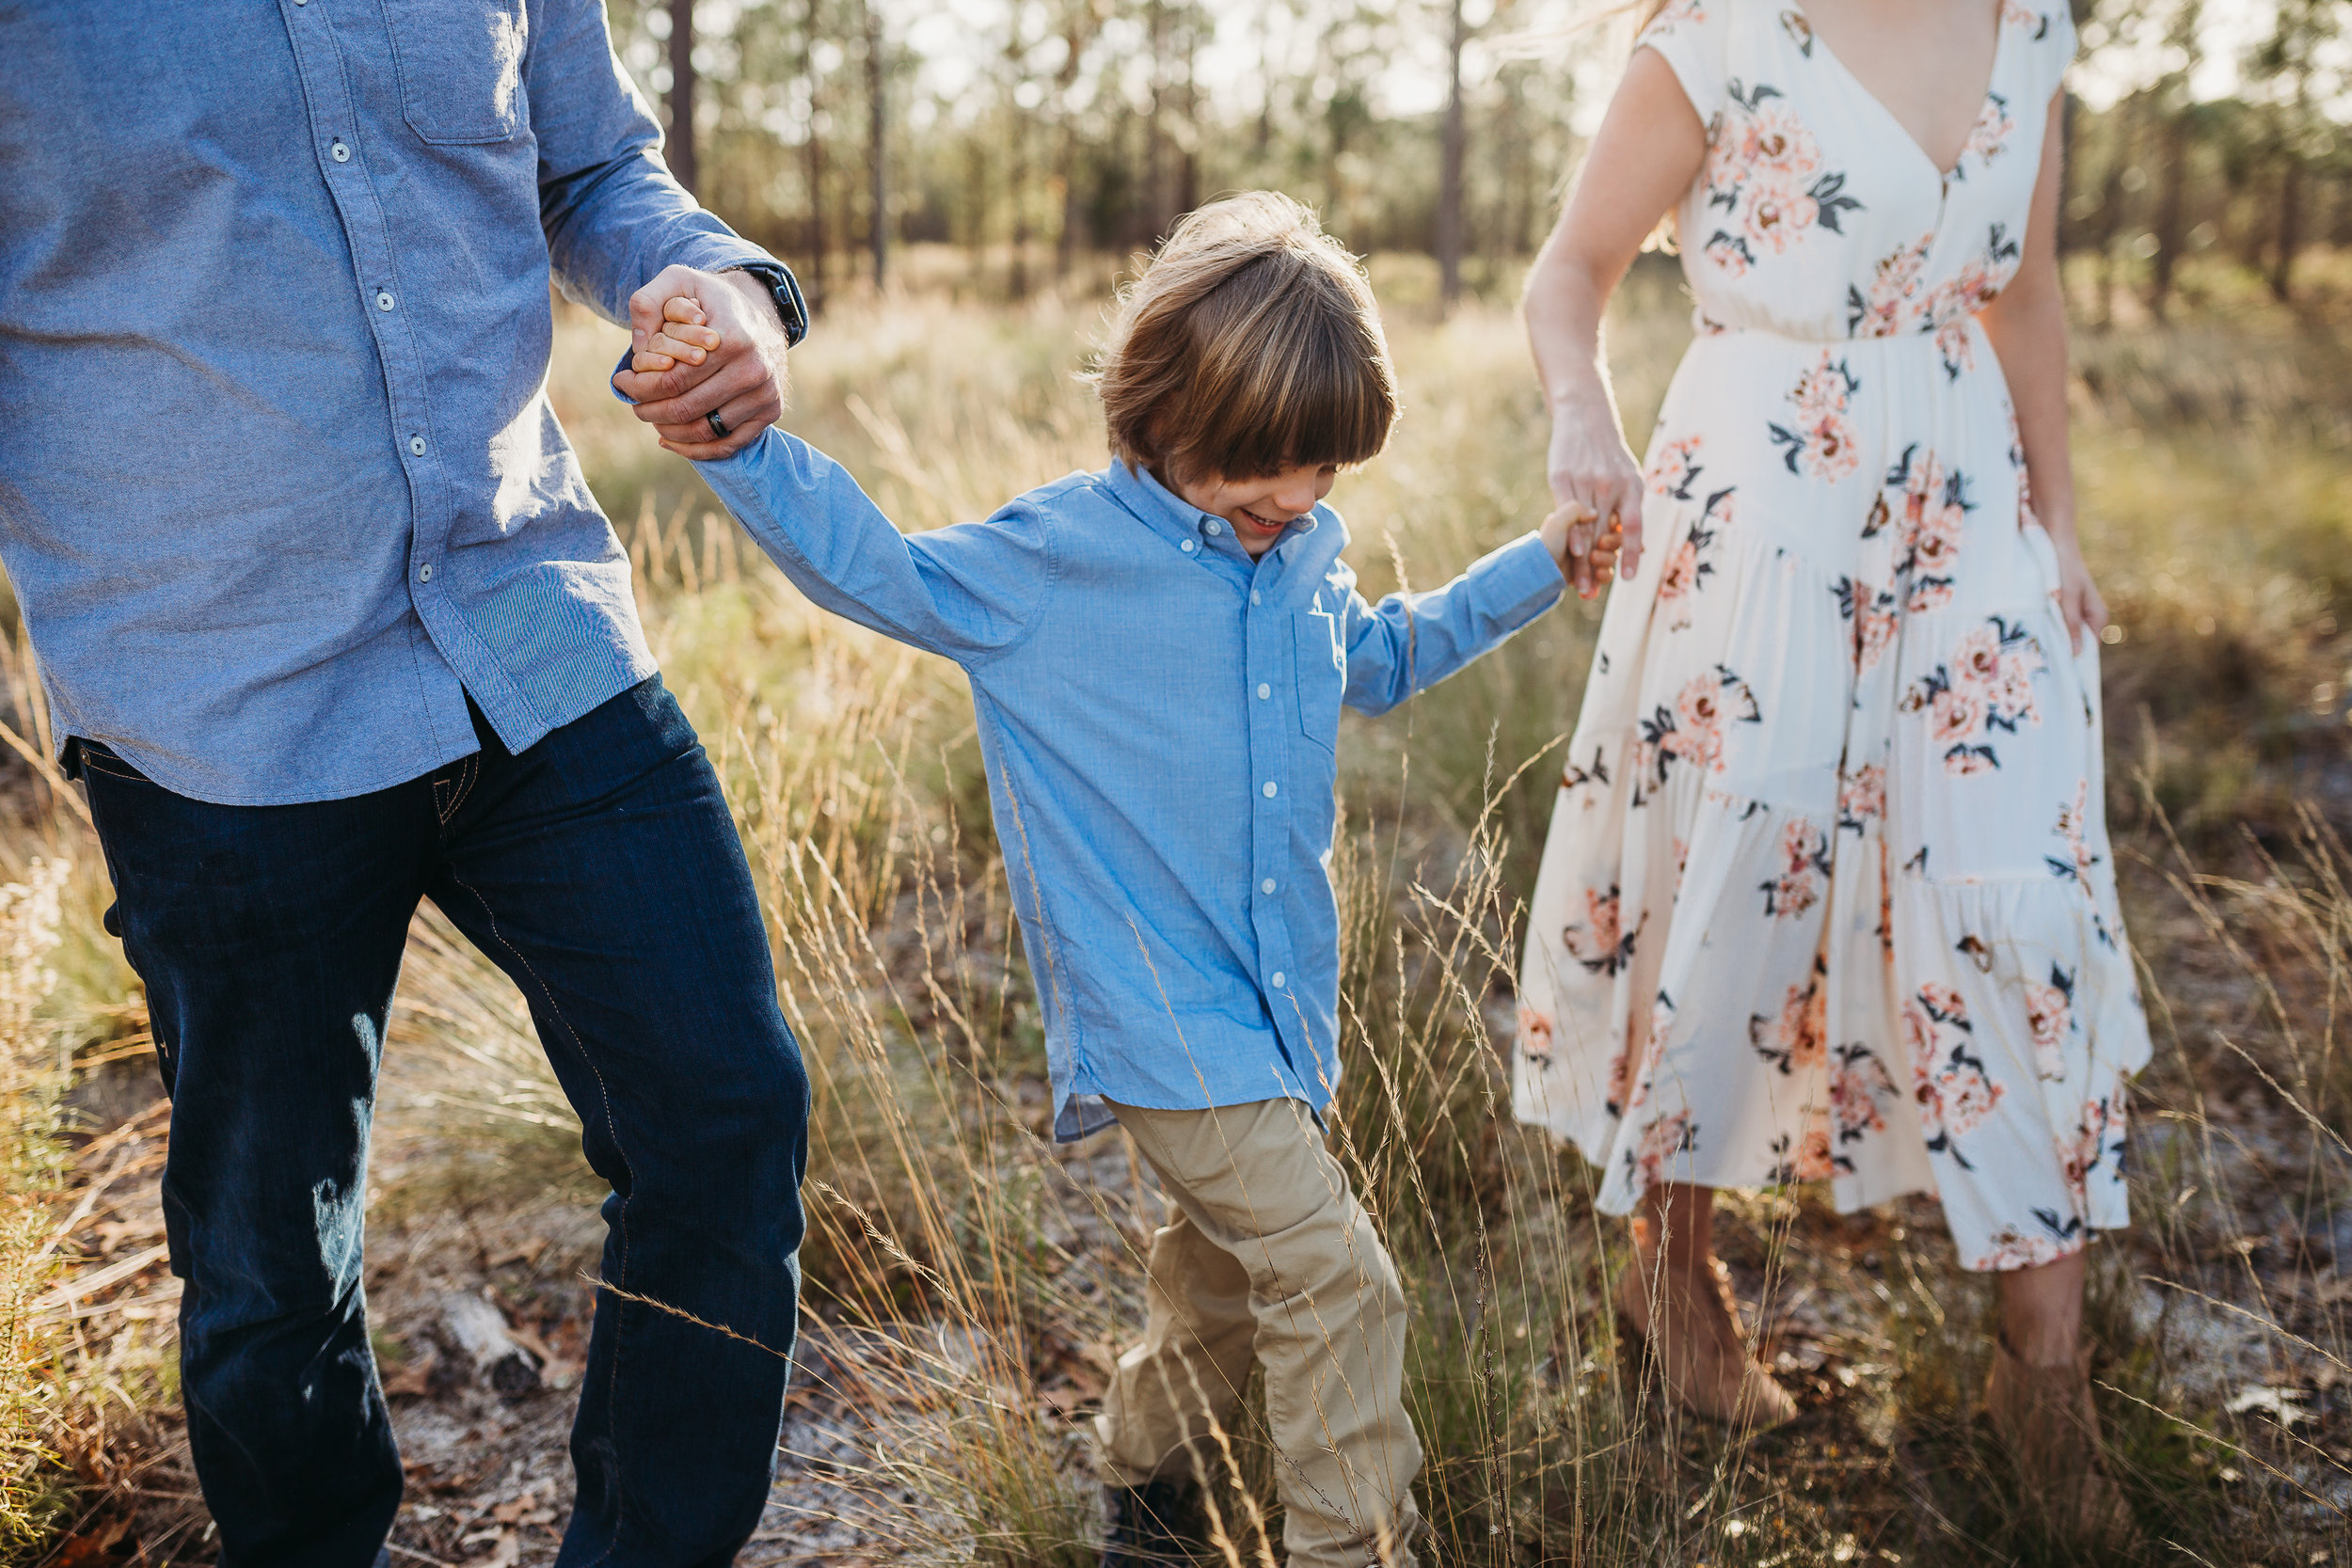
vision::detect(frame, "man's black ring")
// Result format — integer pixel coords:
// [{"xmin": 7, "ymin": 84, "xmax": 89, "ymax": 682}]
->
[{"xmin": 707, "ymin": 410, "xmax": 730, "ymax": 440}]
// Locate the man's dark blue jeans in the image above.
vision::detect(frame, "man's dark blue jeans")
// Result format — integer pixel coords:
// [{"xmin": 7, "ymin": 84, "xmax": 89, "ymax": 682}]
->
[{"xmin": 74, "ymin": 675, "xmax": 809, "ymax": 1568}]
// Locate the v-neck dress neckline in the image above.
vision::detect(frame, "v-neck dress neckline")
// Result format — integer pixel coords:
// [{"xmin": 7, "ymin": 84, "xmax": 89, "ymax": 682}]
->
[{"xmin": 1785, "ymin": 0, "xmax": 2010, "ymax": 182}]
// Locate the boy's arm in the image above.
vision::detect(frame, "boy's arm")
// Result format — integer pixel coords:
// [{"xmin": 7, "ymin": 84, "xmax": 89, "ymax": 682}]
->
[
  {"xmin": 696, "ymin": 430, "xmax": 1054, "ymax": 665},
  {"xmin": 1340, "ymin": 531, "xmax": 1566, "ymax": 717}
]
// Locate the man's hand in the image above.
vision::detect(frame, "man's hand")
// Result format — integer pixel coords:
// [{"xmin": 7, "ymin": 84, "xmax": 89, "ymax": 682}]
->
[{"xmin": 611, "ymin": 264, "xmax": 789, "ymax": 459}]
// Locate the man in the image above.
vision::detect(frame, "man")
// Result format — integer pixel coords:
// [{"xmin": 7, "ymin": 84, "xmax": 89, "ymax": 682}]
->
[{"xmin": 0, "ymin": 5, "xmax": 811, "ymax": 1562}]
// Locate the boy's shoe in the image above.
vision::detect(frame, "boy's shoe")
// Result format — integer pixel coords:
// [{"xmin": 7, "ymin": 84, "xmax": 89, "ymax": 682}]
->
[
  {"xmin": 1102, "ymin": 1480, "xmax": 1197, "ymax": 1568},
  {"xmin": 1613, "ymin": 1254, "xmax": 1799, "ymax": 1432}
]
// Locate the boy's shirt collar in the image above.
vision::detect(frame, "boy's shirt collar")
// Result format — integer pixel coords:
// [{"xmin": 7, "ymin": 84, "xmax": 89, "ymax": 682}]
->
[{"xmin": 1104, "ymin": 458, "xmax": 1340, "ymax": 577}]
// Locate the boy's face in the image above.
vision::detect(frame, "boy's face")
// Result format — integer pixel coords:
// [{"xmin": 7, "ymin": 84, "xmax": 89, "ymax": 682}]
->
[{"xmin": 1169, "ymin": 462, "xmax": 1338, "ymax": 559}]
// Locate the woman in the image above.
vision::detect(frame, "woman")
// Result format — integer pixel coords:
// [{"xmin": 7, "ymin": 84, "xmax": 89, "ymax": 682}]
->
[{"xmin": 1512, "ymin": 0, "xmax": 2148, "ymax": 1540}]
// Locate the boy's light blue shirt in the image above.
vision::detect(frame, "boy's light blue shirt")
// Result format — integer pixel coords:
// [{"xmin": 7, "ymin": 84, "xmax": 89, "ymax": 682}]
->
[{"xmin": 702, "ymin": 431, "xmax": 1565, "ymax": 1139}]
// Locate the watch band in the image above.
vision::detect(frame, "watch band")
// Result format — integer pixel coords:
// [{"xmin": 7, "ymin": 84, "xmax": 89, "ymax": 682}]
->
[{"xmin": 727, "ymin": 261, "xmax": 810, "ymax": 348}]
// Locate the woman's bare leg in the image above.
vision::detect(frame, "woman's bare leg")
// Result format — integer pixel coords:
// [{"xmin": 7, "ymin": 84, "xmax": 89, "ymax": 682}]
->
[
  {"xmin": 1993, "ymin": 1248, "xmax": 2084, "ymax": 1365},
  {"xmin": 1985, "ymin": 1248, "xmax": 2136, "ymax": 1544},
  {"xmin": 1617, "ymin": 1182, "xmax": 1796, "ymax": 1428}
]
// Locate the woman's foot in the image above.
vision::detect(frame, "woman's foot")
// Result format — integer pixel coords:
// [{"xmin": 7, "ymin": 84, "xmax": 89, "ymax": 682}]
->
[
  {"xmin": 1613, "ymin": 1250, "xmax": 1799, "ymax": 1432},
  {"xmin": 1984, "ymin": 1337, "xmax": 2139, "ymax": 1552}
]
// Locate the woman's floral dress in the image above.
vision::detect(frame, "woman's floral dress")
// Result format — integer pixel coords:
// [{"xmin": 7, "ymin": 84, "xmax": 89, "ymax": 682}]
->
[{"xmin": 1511, "ymin": 0, "xmax": 2150, "ymax": 1273}]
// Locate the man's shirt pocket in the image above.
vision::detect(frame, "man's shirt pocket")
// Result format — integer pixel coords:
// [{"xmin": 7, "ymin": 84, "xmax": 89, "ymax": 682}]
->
[{"xmin": 382, "ymin": 0, "xmax": 528, "ymax": 145}]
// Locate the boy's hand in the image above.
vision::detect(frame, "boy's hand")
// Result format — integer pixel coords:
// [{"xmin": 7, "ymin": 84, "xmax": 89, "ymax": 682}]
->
[
  {"xmin": 1542, "ymin": 503, "xmax": 1623, "ymax": 601},
  {"xmin": 630, "ymin": 296, "xmax": 721, "ymax": 377},
  {"xmin": 612, "ymin": 264, "xmax": 789, "ymax": 458}
]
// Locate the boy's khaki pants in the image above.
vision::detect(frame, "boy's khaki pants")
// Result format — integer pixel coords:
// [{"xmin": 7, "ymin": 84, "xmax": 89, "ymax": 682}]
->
[{"xmin": 1096, "ymin": 1097, "xmax": 1423, "ymax": 1568}]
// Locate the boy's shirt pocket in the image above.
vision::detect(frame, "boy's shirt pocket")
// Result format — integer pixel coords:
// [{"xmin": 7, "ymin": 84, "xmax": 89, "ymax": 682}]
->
[{"xmin": 1291, "ymin": 596, "xmax": 1345, "ymax": 754}]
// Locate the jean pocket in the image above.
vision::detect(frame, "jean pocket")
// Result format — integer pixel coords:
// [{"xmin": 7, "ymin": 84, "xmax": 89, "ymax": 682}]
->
[
  {"xmin": 1291, "ymin": 607, "xmax": 1343, "ymax": 755},
  {"xmin": 74, "ymin": 741, "xmax": 150, "ymax": 785},
  {"xmin": 382, "ymin": 0, "xmax": 528, "ymax": 146}
]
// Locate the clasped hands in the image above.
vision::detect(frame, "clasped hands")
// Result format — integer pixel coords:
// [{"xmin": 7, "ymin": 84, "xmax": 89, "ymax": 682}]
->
[
  {"xmin": 612, "ymin": 268, "xmax": 1631, "ymax": 601},
  {"xmin": 610, "ymin": 264, "xmax": 791, "ymax": 459}
]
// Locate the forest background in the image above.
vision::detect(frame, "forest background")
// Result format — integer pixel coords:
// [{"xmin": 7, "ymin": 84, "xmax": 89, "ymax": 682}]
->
[
  {"xmin": 6, "ymin": 1, "xmax": 2352, "ymax": 1566},
  {"xmin": 627, "ymin": 0, "xmax": 2347, "ymax": 315}
]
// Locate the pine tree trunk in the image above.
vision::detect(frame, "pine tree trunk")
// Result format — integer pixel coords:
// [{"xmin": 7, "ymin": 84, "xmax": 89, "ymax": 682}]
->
[
  {"xmin": 2149, "ymin": 109, "xmax": 2188, "ymax": 319},
  {"xmin": 865, "ymin": 0, "xmax": 887, "ymax": 289},
  {"xmin": 2271, "ymin": 152, "xmax": 2302, "ymax": 304},
  {"xmin": 1437, "ymin": 0, "xmax": 1467, "ymax": 309},
  {"xmin": 668, "ymin": 0, "xmax": 697, "ymax": 195},
  {"xmin": 802, "ymin": 0, "xmax": 826, "ymax": 299}
]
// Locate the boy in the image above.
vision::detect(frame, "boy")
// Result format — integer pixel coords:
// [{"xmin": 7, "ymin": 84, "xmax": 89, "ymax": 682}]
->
[{"xmin": 642, "ymin": 193, "xmax": 1603, "ymax": 1566}]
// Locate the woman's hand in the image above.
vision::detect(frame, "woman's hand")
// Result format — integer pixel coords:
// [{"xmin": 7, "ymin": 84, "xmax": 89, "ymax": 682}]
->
[
  {"xmin": 1549, "ymin": 404, "xmax": 1648, "ymax": 585},
  {"xmin": 2046, "ymin": 527, "xmax": 2108, "ymax": 654}
]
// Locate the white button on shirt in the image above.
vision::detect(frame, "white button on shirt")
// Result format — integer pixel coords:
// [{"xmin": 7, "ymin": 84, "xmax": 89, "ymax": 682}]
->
[
  {"xmin": 375, "ymin": 291, "xmax": 395, "ymax": 311},
  {"xmin": 1257, "ymin": 683, "xmax": 1270, "ymax": 700}
]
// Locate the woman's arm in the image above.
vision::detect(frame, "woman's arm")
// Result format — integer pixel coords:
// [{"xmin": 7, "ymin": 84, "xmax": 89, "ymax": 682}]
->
[
  {"xmin": 1980, "ymin": 95, "xmax": 2106, "ymax": 653},
  {"xmin": 1523, "ymin": 48, "xmax": 1708, "ymax": 584}
]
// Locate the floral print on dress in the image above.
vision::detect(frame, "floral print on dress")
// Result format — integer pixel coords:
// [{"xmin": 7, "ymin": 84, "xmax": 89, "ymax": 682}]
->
[
  {"xmin": 1656, "ymin": 488, "xmax": 1734, "ymax": 632},
  {"xmin": 1831, "ymin": 1040, "xmax": 1896, "ymax": 1148},
  {"xmin": 1847, "ymin": 233, "xmax": 1932, "ymax": 338},
  {"xmin": 1883, "ymin": 444, "xmax": 1972, "ymax": 612},
  {"xmin": 1760, "ymin": 818, "xmax": 1832, "ymax": 918},
  {"xmin": 1628, "ymin": 1109, "xmax": 1698, "ymax": 1192},
  {"xmin": 1633, "ymin": 665, "xmax": 1761, "ymax": 800},
  {"xmin": 1750, "ymin": 952, "xmax": 1828, "ymax": 1070},
  {"xmin": 1699, "ymin": 82, "xmax": 1863, "ymax": 276},
  {"xmin": 1769, "ymin": 353, "xmax": 1863, "ymax": 481},
  {"xmin": 1836, "ymin": 761, "xmax": 1885, "ymax": 832},
  {"xmin": 1517, "ymin": 1005, "xmax": 1555, "ymax": 1068},
  {"xmin": 1899, "ymin": 615, "xmax": 2046, "ymax": 775},
  {"xmin": 1831, "ymin": 573, "xmax": 1899, "ymax": 673},
  {"xmin": 2023, "ymin": 962, "xmax": 2075, "ymax": 1079},
  {"xmin": 1907, "ymin": 983, "xmax": 2005, "ymax": 1165},
  {"xmin": 1765, "ymin": 1116, "xmax": 1837, "ymax": 1184},
  {"xmin": 1564, "ymin": 884, "xmax": 1640, "ymax": 976},
  {"xmin": 1951, "ymin": 93, "xmax": 2017, "ymax": 176}
]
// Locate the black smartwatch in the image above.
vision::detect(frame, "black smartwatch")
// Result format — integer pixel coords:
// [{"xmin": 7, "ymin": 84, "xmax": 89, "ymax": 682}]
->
[{"xmin": 726, "ymin": 261, "xmax": 810, "ymax": 348}]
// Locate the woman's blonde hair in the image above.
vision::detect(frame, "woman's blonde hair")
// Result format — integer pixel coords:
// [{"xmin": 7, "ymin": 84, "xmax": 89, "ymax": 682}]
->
[{"xmin": 1092, "ymin": 191, "xmax": 1397, "ymax": 483}]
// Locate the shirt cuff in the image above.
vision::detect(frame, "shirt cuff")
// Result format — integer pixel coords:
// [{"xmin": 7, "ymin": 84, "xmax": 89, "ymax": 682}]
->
[{"xmin": 1471, "ymin": 530, "xmax": 1569, "ymax": 630}]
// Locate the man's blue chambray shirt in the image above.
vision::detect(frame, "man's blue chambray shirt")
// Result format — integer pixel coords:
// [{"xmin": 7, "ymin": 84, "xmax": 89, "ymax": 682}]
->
[
  {"xmin": 700, "ymin": 433, "xmax": 1566, "ymax": 1138},
  {"xmin": 0, "ymin": 2, "xmax": 777, "ymax": 805}
]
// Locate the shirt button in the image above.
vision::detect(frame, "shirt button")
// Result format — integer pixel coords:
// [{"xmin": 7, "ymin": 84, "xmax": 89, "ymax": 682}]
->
[
  {"xmin": 376, "ymin": 291, "xmax": 396, "ymax": 312},
  {"xmin": 1250, "ymin": 590, "xmax": 1262, "ymax": 605},
  {"xmin": 1261, "ymin": 878, "xmax": 1277, "ymax": 895},
  {"xmin": 1256, "ymin": 683, "xmax": 1270, "ymax": 700},
  {"xmin": 417, "ymin": 562, "xmax": 434, "ymax": 583},
  {"xmin": 330, "ymin": 140, "xmax": 351, "ymax": 164},
  {"xmin": 1270, "ymin": 972, "xmax": 1286, "ymax": 990},
  {"xmin": 407, "ymin": 435, "xmax": 426, "ymax": 456},
  {"xmin": 1179, "ymin": 539, "xmax": 1197, "ymax": 555},
  {"xmin": 1262, "ymin": 781, "xmax": 1278, "ymax": 799},
  {"xmin": 1204, "ymin": 519, "xmax": 1223, "ymax": 535}
]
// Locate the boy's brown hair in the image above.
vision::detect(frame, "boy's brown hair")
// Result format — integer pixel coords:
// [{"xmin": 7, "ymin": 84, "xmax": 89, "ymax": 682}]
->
[{"xmin": 1094, "ymin": 192, "xmax": 1397, "ymax": 483}]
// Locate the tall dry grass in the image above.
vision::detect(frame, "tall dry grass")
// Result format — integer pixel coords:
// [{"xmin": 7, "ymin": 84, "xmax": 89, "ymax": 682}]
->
[{"xmin": 1, "ymin": 247, "xmax": 2347, "ymax": 1563}]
